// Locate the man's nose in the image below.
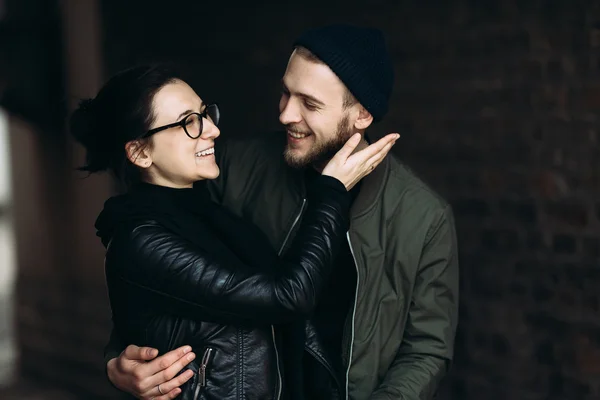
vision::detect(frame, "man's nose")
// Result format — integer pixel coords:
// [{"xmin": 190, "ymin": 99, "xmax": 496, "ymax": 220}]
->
[{"xmin": 279, "ymin": 97, "xmax": 302, "ymax": 125}]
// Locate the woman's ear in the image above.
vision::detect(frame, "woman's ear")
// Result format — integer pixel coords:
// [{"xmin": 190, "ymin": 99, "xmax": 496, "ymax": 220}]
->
[
  {"xmin": 125, "ymin": 140, "xmax": 152, "ymax": 168},
  {"xmin": 354, "ymin": 106, "xmax": 374, "ymax": 130}
]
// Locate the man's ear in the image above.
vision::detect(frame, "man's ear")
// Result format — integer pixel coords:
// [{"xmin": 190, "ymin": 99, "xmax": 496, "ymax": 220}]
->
[
  {"xmin": 125, "ymin": 140, "xmax": 152, "ymax": 168},
  {"xmin": 354, "ymin": 106, "xmax": 374, "ymax": 130}
]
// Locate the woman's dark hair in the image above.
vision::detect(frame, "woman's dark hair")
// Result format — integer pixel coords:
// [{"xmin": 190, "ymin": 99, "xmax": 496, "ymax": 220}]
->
[{"xmin": 70, "ymin": 64, "xmax": 181, "ymax": 187}]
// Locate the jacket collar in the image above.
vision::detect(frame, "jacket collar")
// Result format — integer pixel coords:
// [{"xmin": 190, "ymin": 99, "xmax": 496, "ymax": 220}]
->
[
  {"xmin": 350, "ymin": 151, "xmax": 389, "ymax": 220},
  {"xmin": 273, "ymin": 131, "xmax": 390, "ymax": 219}
]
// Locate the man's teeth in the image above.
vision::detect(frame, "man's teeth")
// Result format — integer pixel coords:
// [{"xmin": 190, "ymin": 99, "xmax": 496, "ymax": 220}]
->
[
  {"xmin": 288, "ymin": 131, "xmax": 310, "ymax": 139},
  {"xmin": 195, "ymin": 147, "xmax": 214, "ymax": 157}
]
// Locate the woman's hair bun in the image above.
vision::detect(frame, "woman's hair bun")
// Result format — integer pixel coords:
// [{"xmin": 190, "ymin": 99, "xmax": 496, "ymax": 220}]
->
[
  {"xmin": 69, "ymin": 98, "xmax": 110, "ymax": 172},
  {"xmin": 70, "ymin": 98, "xmax": 95, "ymax": 143}
]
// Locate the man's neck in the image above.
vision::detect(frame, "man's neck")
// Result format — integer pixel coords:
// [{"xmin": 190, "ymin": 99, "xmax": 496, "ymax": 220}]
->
[{"xmin": 311, "ymin": 137, "xmax": 370, "ymax": 173}]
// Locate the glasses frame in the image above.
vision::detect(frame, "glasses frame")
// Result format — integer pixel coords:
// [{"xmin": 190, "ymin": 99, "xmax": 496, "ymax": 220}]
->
[{"xmin": 143, "ymin": 103, "xmax": 219, "ymax": 139}]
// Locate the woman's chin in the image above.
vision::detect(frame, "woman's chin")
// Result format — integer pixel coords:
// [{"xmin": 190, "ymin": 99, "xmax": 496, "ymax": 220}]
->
[{"xmin": 197, "ymin": 166, "xmax": 220, "ymax": 181}]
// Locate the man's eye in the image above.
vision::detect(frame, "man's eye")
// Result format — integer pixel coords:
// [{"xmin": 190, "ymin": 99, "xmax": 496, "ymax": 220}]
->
[{"xmin": 304, "ymin": 101, "xmax": 318, "ymax": 111}]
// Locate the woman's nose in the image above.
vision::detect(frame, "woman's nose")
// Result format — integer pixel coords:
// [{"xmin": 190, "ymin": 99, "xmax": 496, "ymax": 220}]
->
[{"xmin": 202, "ymin": 118, "xmax": 220, "ymax": 140}]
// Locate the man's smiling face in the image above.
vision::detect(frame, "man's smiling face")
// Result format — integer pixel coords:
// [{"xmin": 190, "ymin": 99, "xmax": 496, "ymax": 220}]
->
[{"xmin": 279, "ymin": 49, "xmax": 358, "ymax": 169}]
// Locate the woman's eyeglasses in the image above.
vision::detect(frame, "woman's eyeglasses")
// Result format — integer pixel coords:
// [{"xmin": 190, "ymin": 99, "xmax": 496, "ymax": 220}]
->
[{"xmin": 143, "ymin": 103, "xmax": 220, "ymax": 139}]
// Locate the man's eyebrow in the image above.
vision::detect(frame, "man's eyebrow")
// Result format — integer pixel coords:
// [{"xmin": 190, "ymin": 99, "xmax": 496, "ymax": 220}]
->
[
  {"xmin": 281, "ymin": 80, "xmax": 325, "ymax": 107},
  {"xmin": 176, "ymin": 102, "xmax": 205, "ymax": 120},
  {"xmin": 298, "ymin": 93, "xmax": 325, "ymax": 107}
]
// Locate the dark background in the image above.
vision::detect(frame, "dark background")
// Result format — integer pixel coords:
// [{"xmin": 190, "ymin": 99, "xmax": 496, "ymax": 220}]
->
[{"xmin": 0, "ymin": 0, "xmax": 599, "ymax": 399}]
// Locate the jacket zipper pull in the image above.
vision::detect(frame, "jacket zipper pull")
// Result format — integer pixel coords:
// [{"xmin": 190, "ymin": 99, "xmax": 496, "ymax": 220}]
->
[{"xmin": 199, "ymin": 347, "xmax": 213, "ymax": 387}]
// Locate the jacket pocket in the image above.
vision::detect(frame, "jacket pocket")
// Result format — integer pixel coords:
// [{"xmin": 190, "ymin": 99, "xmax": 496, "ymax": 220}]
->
[{"xmin": 193, "ymin": 347, "xmax": 214, "ymax": 400}]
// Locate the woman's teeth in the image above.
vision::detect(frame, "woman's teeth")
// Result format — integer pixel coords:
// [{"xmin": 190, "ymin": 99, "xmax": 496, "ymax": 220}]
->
[{"xmin": 195, "ymin": 147, "xmax": 214, "ymax": 157}]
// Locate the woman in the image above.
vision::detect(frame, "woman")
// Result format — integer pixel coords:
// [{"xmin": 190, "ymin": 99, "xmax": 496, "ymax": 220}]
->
[{"xmin": 71, "ymin": 65, "xmax": 396, "ymax": 400}]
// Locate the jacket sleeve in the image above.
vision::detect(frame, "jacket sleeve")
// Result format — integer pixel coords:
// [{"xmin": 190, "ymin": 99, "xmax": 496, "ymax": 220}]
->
[
  {"xmin": 103, "ymin": 327, "xmax": 125, "ymax": 365},
  {"xmin": 370, "ymin": 204, "xmax": 459, "ymax": 400},
  {"xmin": 107, "ymin": 175, "xmax": 351, "ymax": 326}
]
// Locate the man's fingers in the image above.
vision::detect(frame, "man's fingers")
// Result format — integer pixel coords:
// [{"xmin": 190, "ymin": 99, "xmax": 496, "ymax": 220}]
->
[
  {"xmin": 155, "ymin": 368, "xmax": 195, "ymax": 394},
  {"xmin": 140, "ymin": 366, "xmax": 193, "ymax": 400},
  {"xmin": 162, "ymin": 388, "xmax": 182, "ymax": 399},
  {"xmin": 144, "ymin": 346, "xmax": 193, "ymax": 376},
  {"xmin": 136, "ymin": 349, "xmax": 195, "ymax": 393},
  {"xmin": 154, "ymin": 387, "xmax": 182, "ymax": 400},
  {"xmin": 122, "ymin": 345, "xmax": 159, "ymax": 363},
  {"xmin": 141, "ymin": 387, "xmax": 182, "ymax": 400},
  {"xmin": 156, "ymin": 353, "xmax": 196, "ymax": 385},
  {"xmin": 335, "ymin": 133, "xmax": 362, "ymax": 160}
]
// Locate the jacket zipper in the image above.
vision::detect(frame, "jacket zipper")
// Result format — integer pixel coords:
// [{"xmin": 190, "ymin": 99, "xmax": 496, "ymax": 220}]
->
[
  {"xmin": 279, "ymin": 197, "xmax": 347, "ymax": 397},
  {"xmin": 270, "ymin": 327, "xmax": 282, "ymax": 400},
  {"xmin": 280, "ymin": 196, "xmax": 344, "ymax": 396},
  {"xmin": 194, "ymin": 347, "xmax": 214, "ymax": 400},
  {"xmin": 274, "ymin": 198, "xmax": 307, "ymax": 400},
  {"xmin": 278, "ymin": 199, "xmax": 307, "ymax": 256},
  {"xmin": 237, "ymin": 328, "xmax": 243, "ymax": 398},
  {"xmin": 344, "ymin": 232, "xmax": 360, "ymax": 400},
  {"xmin": 304, "ymin": 345, "xmax": 343, "ymax": 395}
]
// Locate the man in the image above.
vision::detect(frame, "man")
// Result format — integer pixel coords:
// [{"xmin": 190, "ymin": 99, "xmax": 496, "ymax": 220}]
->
[{"xmin": 105, "ymin": 24, "xmax": 459, "ymax": 400}]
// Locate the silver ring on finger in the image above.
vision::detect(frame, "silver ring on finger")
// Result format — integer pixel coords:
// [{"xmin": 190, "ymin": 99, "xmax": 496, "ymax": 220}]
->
[{"xmin": 158, "ymin": 384, "xmax": 165, "ymax": 395}]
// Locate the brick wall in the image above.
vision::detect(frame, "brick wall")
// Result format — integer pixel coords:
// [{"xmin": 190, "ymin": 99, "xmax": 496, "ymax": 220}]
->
[
  {"xmin": 10, "ymin": 0, "xmax": 600, "ymax": 398},
  {"xmin": 102, "ymin": 2, "xmax": 600, "ymax": 397},
  {"xmin": 385, "ymin": 2, "xmax": 600, "ymax": 399}
]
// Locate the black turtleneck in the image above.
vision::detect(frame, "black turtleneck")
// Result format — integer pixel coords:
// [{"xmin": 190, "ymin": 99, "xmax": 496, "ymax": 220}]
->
[{"xmin": 95, "ymin": 181, "xmax": 281, "ymax": 271}]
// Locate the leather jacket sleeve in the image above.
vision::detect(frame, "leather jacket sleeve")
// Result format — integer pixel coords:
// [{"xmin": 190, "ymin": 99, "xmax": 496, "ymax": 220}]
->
[
  {"xmin": 103, "ymin": 326, "xmax": 125, "ymax": 365},
  {"xmin": 107, "ymin": 175, "xmax": 351, "ymax": 325}
]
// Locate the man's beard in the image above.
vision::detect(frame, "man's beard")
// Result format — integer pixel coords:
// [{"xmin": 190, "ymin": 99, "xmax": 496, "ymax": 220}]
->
[{"xmin": 283, "ymin": 114, "xmax": 353, "ymax": 169}]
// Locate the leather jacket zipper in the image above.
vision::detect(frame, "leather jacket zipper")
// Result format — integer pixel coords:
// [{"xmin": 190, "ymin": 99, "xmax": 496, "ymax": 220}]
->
[
  {"xmin": 284, "ymin": 195, "xmax": 342, "ymax": 397},
  {"xmin": 304, "ymin": 345, "xmax": 343, "ymax": 396},
  {"xmin": 344, "ymin": 232, "xmax": 360, "ymax": 400},
  {"xmin": 278, "ymin": 199, "xmax": 307, "ymax": 256},
  {"xmin": 274, "ymin": 198, "xmax": 307, "ymax": 400},
  {"xmin": 237, "ymin": 329, "xmax": 243, "ymax": 398},
  {"xmin": 306, "ymin": 232, "xmax": 357, "ymax": 399},
  {"xmin": 341, "ymin": 307, "xmax": 353, "ymax": 369},
  {"xmin": 194, "ymin": 347, "xmax": 214, "ymax": 400}
]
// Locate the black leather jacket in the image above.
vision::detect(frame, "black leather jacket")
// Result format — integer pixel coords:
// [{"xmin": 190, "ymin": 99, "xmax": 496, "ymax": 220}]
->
[{"xmin": 103, "ymin": 176, "xmax": 350, "ymax": 400}]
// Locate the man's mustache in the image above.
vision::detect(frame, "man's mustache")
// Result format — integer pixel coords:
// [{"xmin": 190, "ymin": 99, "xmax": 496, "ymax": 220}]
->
[{"xmin": 285, "ymin": 125, "xmax": 312, "ymax": 135}]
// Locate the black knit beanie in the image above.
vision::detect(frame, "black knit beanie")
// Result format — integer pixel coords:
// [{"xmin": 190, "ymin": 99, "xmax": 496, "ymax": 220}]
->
[{"xmin": 293, "ymin": 24, "xmax": 394, "ymax": 122}]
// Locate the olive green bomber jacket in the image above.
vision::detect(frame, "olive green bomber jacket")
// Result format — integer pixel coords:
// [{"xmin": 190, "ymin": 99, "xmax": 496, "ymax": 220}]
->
[{"xmin": 207, "ymin": 132, "xmax": 459, "ymax": 400}]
